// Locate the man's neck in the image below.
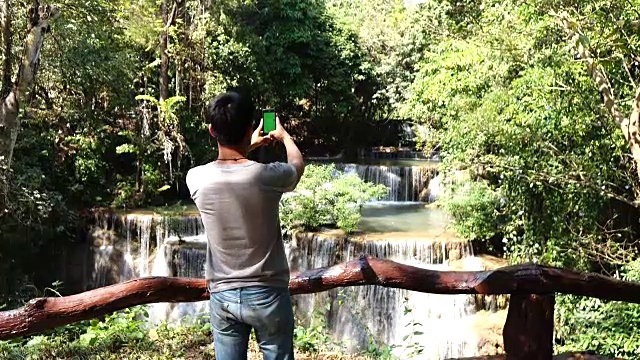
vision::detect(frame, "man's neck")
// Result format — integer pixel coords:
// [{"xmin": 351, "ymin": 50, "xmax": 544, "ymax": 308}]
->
[{"xmin": 217, "ymin": 144, "xmax": 250, "ymax": 162}]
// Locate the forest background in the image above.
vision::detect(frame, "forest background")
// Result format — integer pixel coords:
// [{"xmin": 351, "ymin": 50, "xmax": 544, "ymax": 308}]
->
[{"xmin": 2, "ymin": 0, "xmax": 640, "ymax": 357}]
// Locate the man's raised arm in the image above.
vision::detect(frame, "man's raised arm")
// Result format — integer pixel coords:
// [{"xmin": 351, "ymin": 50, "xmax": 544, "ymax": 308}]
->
[{"xmin": 269, "ymin": 116, "xmax": 304, "ymax": 181}]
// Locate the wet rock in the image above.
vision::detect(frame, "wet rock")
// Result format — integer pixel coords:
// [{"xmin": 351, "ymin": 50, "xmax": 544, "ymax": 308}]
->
[
  {"xmin": 472, "ymin": 294, "xmax": 510, "ymax": 312},
  {"xmin": 419, "ymin": 187, "xmax": 431, "ymax": 202},
  {"xmin": 471, "ymin": 309, "xmax": 508, "ymax": 356},
  {"xmin": 449, "ymin": 248, "xmax": 462, "ymax": 261}
]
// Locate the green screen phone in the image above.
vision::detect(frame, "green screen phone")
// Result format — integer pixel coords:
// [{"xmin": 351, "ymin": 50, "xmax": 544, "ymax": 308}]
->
[{"xmin": 263, "ymin": 109, "xmax": 276, "ymax": 134}]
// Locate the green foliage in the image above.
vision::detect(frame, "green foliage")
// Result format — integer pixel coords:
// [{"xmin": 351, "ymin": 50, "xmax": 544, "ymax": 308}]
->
[
  {"xmin": 279, "ymin": 164, "xmax": 387, "ymax": 233},
  {"xmin": 293, "ymin": 304, "xmax": 338, "ymax": 354},
  {"xmin": 443, "ymin": 180, "xmax": 501, "ymax": 250},
  {"xmin": 0, "ymin": 305, "xmax": 390, "ymax": 359},
  {"xmin": 386, "ymin": 1, "xmax": 640, "ymax": 357},
  {"xmin": 398, "ymin": 0, "xmax": 640, "ymax": 270},
  {"xmin": 556, "ymin": 260, "xmax": 640, "ymax": 358},
  {"xmin": 400, "ymin": 298, "xmax": 425, "ymax": 359},
  {"xmin": 78, "ymin": 307, "xmax": 149, "ymax": 347},
  {"xmin": 0, "ymin": 155, "xmax": 78, "ymax": 307},
  {"xmin": 327, "ymin": 0, "xmax": 452, "ymax": 127},
  {"xmin": 0, "ymin": 306, "xmax": 215, "ymax": 360},
  {"xmin": 362, "ymin": 339, "xmax": 397, "ymax": 360}
]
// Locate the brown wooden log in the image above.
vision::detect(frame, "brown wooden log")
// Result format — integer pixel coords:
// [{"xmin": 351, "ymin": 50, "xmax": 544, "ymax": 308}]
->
[
  {"xmin": 3, "ymin": 255, "xmax": 640, "ymax": 340},
  {"xmin": 288, "ymin": 255, "xmax": 640, "ymax": 303},
  {"xmin": 0, "ymin": 277, "xmax": 209, "ymax": 341},
  {"xmin": 455, "ymin": 354, "xmax": 622, "ymax": 360},
  {"xmin": 503, "ymin": 294, "xmax": 554, "ymax": 360}
]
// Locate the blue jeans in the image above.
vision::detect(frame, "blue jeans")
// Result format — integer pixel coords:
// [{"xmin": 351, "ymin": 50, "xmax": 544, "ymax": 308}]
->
[{"xmin": 209, "ymin": 285, "xmax": 295, "ymax": 360}]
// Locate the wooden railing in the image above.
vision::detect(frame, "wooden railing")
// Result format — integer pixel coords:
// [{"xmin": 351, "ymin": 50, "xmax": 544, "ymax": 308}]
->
[{"xmin": 0, "ymin": 255, "xmax": 636, "ymax": 359}]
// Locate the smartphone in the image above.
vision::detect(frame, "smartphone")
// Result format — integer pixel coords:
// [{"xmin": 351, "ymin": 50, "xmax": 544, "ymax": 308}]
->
[{"xmin": 262, "ymin": 109, "xmax": 276, "ymax": 134}]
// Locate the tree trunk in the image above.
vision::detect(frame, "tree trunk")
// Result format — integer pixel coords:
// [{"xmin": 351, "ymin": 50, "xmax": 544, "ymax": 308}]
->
[
  {"xmin": 627, "ymin": 87, "xmax": 640, "ymax": 179},
  {"xmin": 0, "ymin": 2, "xmax": 59, "ymax": 167},
  {"xmin": 159, "ymin": 0, "xmax": 169, "ymax": 101},
  {"xmin": 556, "ymin": 12, "xmax": 640, "ymax": 183},
  {"xmin": 458, "ymin": 354, "xmax": 620, "ymax": 360},
  {"xmin": 1, "ymin": 0, "xmax": 12, "ymax": 98},
  {"xmin": 3, "ymin": 255, "xmax": 640, "ymax": 340},
  {"xmin": 175, "ymin": 0, "xmax": 186, "ymax": 97}
]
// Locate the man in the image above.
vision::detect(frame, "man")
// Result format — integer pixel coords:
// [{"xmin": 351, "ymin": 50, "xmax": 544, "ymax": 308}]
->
[{"xmin": 185, "ymin": 90, "xmax": 304, "ymax": 360}]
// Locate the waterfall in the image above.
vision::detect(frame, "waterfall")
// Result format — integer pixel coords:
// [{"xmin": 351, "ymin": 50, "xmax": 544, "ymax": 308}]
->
[
  {"xmin": 286, "ymin": 233, "xmax": 481, "ymax": 358},
  {"xmin": 171, "ymin": 246, "xmax": 206, "ymax": 278},
  {"xmin": 87, "ymin": 211, "xmax": 209, "ymax": 324},
  {"xmin": 88, "ymin": 212, "xmax": 204, "ymax": 285},
  {"xmin": 90, "ymin": 211, "xmax": 127, "ymax": 287},
  {"xmin": 334, "ymin": 163, "xmax": 437, "ymax": 203},
  {"xmin": 125, "ymin": 215, "xmax": 153, "ymax": 277},
  {"xmin": 87, "ymin": 210, "xmax": 502, "ymax": 358},
  {"xmin": 165, "ymin": 215, "xmax": 205, "ymax": 239},
  {"xmin": 427, "ymin": 174, "xmax": 442, "ymax": 203},
  {"xmin": 151, "ymin": 218, "xmax": 171, "ymax": 278},
  {"xmin": 150, "ymin": 221, "xmax": 172, "ymax": 325}
]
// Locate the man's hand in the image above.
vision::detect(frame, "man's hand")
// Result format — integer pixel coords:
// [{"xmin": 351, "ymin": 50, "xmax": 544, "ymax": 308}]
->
[
  {"xmin": 250, "ymin": 118, "xmax": 271, "ymax": 151},
  {"xmin": 268, "ymin": 116, "xmax": 290, "ymax": 142}
]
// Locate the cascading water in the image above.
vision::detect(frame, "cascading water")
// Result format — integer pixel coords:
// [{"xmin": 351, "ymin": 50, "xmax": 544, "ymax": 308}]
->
[
  {"xmin": 90, "ymin": 211, "xmax": 129, "ymax": 288},
  {"xmin": 86, "ymin": 162, "xmax": 504, "ymax": 358},
  {"xmin": 152, "ymin": 218, "xmax": 170, "ymax": 278},
  {"xmin": 129, "ymin": 215, "xmax": 153, "ymax": 277},
  {"xmin": 149, "ymin": 219, "xmax": 172, "ymax": 324},
  {"xmin": 172, "ymin": 247, "xmax": 206, "ymax": 277},
  {"xmin": 334, "ymin": 163, "xmax": 437, "ymax": 203},
  {"xmin": 286, "ymin": 233, "xmax": 483, "ymax": 358},
  {"xmin": 88, "ymin": 212, "xmax": 205, "ymax": 283},
  {"xmin": 165, "ymin": 214, "xmax": 205, "ymax": 240},
  {"xmin": 87, "ymin": 211, "xmax": 209, "ymax": 324}
]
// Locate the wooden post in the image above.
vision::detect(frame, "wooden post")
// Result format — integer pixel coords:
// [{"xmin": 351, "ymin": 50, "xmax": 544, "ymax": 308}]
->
[{"xmin": 503, "ymin": 294, "xmax": 555, "ymax": 360}]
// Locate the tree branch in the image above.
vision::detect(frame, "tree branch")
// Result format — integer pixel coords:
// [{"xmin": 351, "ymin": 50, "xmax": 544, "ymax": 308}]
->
[
  {"xmin": 1, "ymin": 0, "xmax": 12, "ymax": 97},
  {"xmin": 459, "ymin": 353, "xmax": 620, "ymax": 360},
  {"xmin": 554, "ymin": 11, "xmax": 640, "ymax": 181},
  {"xmin": 159, "ymin": 0, "xmax": 173, "ymax": 101},
  {"xmin": 0, "ymin": 3, "xmax": 59, "ymax": 167}
]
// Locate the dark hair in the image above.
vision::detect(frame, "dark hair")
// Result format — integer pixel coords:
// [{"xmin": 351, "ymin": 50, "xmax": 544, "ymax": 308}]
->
[{"xmin": 206, "ymin": 90, "xmax": 254, "ymax": 146}]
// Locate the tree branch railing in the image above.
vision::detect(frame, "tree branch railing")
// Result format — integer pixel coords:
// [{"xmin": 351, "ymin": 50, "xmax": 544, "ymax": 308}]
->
[{"xmin": 2, "ymin": 255, "xmax": 639, "ymax": 359}]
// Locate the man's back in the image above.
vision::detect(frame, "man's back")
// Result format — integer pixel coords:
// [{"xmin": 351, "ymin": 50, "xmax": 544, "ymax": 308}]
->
[
  {"xmin": 191, "ymin": 91, "xmax": 303, "ymax": 360},
  {"xmin": 186, "ymin": 160, "xmax": 298, "ymax": 292}
]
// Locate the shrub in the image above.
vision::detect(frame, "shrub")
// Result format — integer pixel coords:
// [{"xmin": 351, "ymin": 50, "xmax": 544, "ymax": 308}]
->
[
  {"xmin": 442, "ymin": 179, "xmax": 501, "ymax": 241},
  {"xmin": 0, "ymin": 304, "xmax": 379, "ymax": 359},
  {"xmin": 556, "ymin": 259, "xmax": 640, "ymax": 358},
  {"xmin": 0, "ymin": 306, "xmax": 214, "ymax": 360},
  {"xmin": 279, "ymin": 164, "xmax": 388, "ymax": 234}
]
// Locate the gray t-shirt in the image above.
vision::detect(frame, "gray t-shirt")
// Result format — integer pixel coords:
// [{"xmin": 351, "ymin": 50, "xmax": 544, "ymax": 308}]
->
[{"xmin": 186, "ymin": 160, "xmax": 298, "ymax": 292}]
